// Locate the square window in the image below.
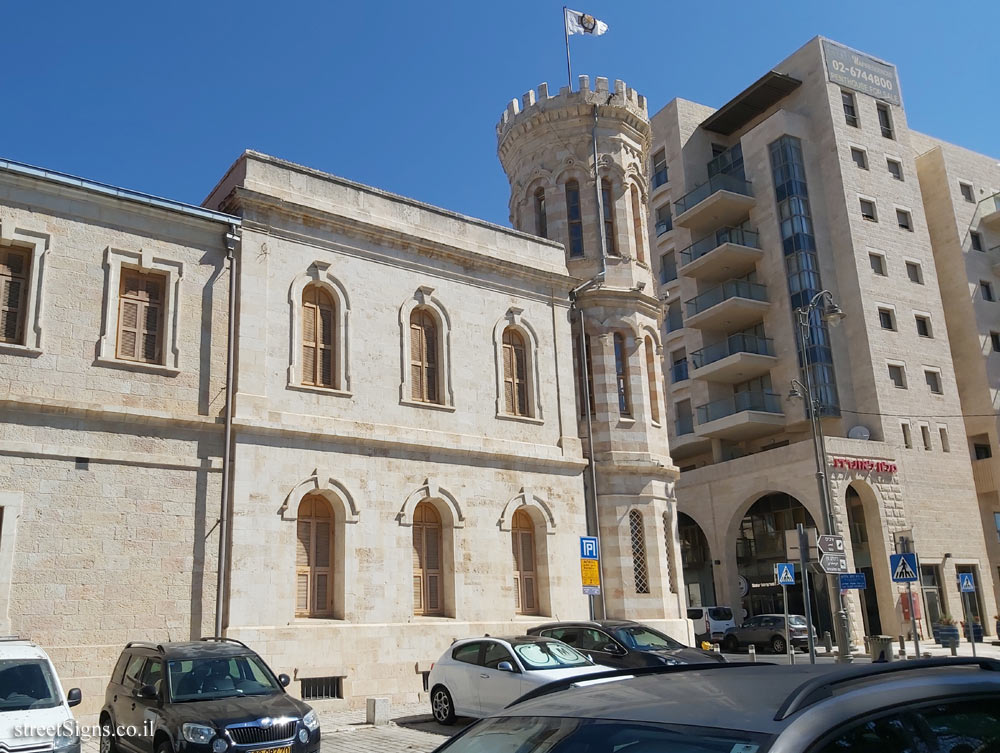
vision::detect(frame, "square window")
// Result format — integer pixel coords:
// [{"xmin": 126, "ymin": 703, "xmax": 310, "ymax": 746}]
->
[
  {"xmin": 971, "ymin": 231, "xmax": 984, "ymax": 252},
  {"xmin": 896, "ymin": 209, "xmax": 912, "ymax": 231},
  {"xmin": 878, "ymin": 308, "xmax": 896, "ymax": 330},
  {"xmin": 851, "ymin": 148, "xmax": 868, "ymax": 169},
  {"xmin": 869, "ymin": 253, "xmax": 887, "ymax": 276},
  {"xmin": 888, "ymin": 364, "xmax": 906, "ymax": 389},
  {"xmin": 652, "ymin": 149, "xmax": 668, "ymax": 189},
  {"xmin": 915, "ymin": 315, "xmax": 931, "ymax": 338},
  {"xmin": 902, "ymin": 423, "xmax": 913, "ymax": 449},
  {"xmin": 877, "ymin": 103, "xmax": 894, "ymax": 139},
  {"xmin": 925, "ymin": 370, "xmax": 942, "ymax": 394},
  {"xmin": 660, "ymin": 251, "xmax": 677, "ymax": 284},
  {"xmin": 887, "ymin": 159, "xmax": 903, "ymax": 181},
  {"xmin": 991, "ymin": 331, "xmax": 1000, "ymax": 352},
  {"xmin": 842, "ymin": 91, "xmax": 859, "ymax": 127},
  {"xmin": 860, "ymin": 199, "xmax": 877, "ymax": 222},
  {"xmin": 906, "ymin": 262, "xmax": 923, "ymax": 284},
  {"xmin": 940, "ymin": 427, "xmax": 950, "ymax": 453},
  {"xmin": 656, "ymin": 204, "xmax": 672, "ymax": 236},
  {"xmin": 920, "ymin": 425, "xmax": 932, "ymax": 450},
  {"xmin": 975, "ymin": 443, "xmax": 992, "ymax": 460},
  {"xmin": 960, "ymin": 182, "xmax": 975, "ymax": 203},
  {"xmin": 981, "ymin": 281, "xmax": 995, "ymax": 302}
]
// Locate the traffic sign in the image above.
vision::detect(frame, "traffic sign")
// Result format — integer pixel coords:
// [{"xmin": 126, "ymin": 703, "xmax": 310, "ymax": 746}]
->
[
  {"xmin": 581, "ymin": 558, "xmax": 601, "ymax": 595},
  {"xmin": 775, "ymin": 562, "xmax": 795, "ymax": 586},
  {"xmin": 890, "ymin": 552, "xmax": 919, "ymax": 582},
  {"xmin": 820, "ymin": 553, "xmax": 849, "ymax": 574},
  {"xmin": 817, "ymin": 534, "xmax": 845, "ymax": 554},
  {"xmin": 839, "ymin": 572, "xmax": 867, "ymax": 590},
  {"xmin": 959, "ymin": 572, "xmax": 976, "ymax": 593},
  {"xmin": 579, "ymin": 536, "xmax": 599, "ymax": 560}
]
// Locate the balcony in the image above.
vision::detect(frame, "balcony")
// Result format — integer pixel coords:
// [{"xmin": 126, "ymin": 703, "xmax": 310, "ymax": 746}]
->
[
  {"xmin": 684, "ymin": 279, "xmax": 769, "ymax": 331},
  {"xmin": 678, "ymin": 227, "xmax": 763, "ymax": 283},
  {"xmin": 972, "ymin": 457, "xmax": 998, "ymax": 493},
  {"xmin": 672, "ymin": 415, "xmax": 711, "ymax": 459},
  {"xmin": 991, "ymin": 244, "xmax": 1000, "ymax": 277},
  {"xmin": 673, "ymin": 173, "xmax": 754, "ymax": 234},
  {"xmin": 694, "ymin": 391, "xmax": 785, "ymax": 440},
  {"xmin": 670, "ymin": 360, "xmax": 689, "ymax": 384},
  {"xmin": 690, "ymin": 334, "xmax": 777, "ymax": 382},
  {"xmin": 982, "ymin": 195, "xmax": 1000, "ymax": 230}
]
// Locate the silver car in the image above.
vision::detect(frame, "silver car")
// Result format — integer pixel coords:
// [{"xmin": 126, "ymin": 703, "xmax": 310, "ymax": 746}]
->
[{"xmin": 722, "ymin": 613, "xmax": 817, "ymax": 653}]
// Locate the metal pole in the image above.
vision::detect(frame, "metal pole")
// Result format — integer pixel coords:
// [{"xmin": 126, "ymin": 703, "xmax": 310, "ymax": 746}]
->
[
  {"xmin": 783, "ymin": 582, "xmax": 792, "ymax": 664},
  {"xmin": 563, "ymin": 7, "xmax": 572, "ymax": 89},
  {"xmin": 964, "ymin": 591, "xmax": 977, "ymax": 658},
  {"xmin": 906, "ymin": 581, "xmax": 920, "ymax": 659},
  {"xmin": 798, "ymin": 523, "xmax": 816, "ymax": 663}
]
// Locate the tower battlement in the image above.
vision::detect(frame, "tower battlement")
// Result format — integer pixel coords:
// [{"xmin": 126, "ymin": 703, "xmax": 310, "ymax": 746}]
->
[{"xmin": 496, "ymin": 76, "xmax": 649, "ymax": 148}]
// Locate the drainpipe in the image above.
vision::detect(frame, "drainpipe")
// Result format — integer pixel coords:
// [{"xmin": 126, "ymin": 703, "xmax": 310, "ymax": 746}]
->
[{"xmin": 215, "ymin": 225, "xmax": 240, "ymax": 637}]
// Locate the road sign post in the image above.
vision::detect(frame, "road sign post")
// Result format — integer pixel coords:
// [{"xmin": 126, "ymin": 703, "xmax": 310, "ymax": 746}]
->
[
  {"xmin": 797, "ymin": 523, "xmax": 816, "ymax": 663},
  {"xmin": 776, "ymin": 563, "xmax": 795, "ymax": 664},
  {"xmin": 891, "ymin": 545, "xmax": 920, "ymax": 660},
  {"xmin": 959, "ymin": 571, "xmax": 977, "ymax": 658},
  {"xmin": 579, "ymin": 536, "xmax": 601, "ymax": 597}
]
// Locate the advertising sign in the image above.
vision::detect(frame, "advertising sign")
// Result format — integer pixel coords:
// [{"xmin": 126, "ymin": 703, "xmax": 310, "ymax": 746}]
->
[{"xmin": 822, "ymin": 39, "xmax": 901, "ymax": 106}]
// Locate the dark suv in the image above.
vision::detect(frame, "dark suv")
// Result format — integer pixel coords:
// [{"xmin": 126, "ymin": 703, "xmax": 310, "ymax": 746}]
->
[{"xmin": 99, "ymin": 638, "xmax": 320, "ymax": 753}]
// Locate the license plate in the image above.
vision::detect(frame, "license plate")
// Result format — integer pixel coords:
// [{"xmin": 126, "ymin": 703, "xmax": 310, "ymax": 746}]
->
[{"xmin": 253, "ymin": 746, "xmax": 291, "ymax": 753}]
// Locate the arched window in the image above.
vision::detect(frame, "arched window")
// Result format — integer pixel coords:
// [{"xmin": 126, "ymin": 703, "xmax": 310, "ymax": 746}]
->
[
  {"xmin": 302, "ymin": 285, "xmax": 336, "ymax": 388},
  {"xmin": 573, "ymin": 332, "xmax": 596, "ymax": 416},
  {"xmin": 412, "ymin": 501, "xmax": 443, "ymax": 616},
  {"xmin": 534, "ymin": 188, "xmax": 547, "ymax": 239},
  {"xmin": 512, "ymin": 509, "xmax": 538, "ymax": 615},
  {"xmin": 629, "ymin": 509, "xmax": 649, "ymax": 594},
  {"xmin": 601, "ymin": 178, "xmax": 617, "ymax": 256},
  {"xmin": 410, "ymin": 308, "xmax": 439, "ymax": 403},
  {"xmin": 644, "ymin": 336, "xmax": 660, "ymax": 425},
  {"xmin": 565, "ymin": 180, "xmax": 584, "ymax": 258},
  {"xmin": 614, "ymin": 333, "xmax": 632, "ymax": 417},
  {"xmin": 502, "ymin": 327, "xmax": 529, "ymax": 416},
  {"xmin": 296, "ymin": 494, "xmax": 334, "ymax": 617},
  {"xmin": 630, "ymin": 185, "xmax": 645, "ymax": 263}
]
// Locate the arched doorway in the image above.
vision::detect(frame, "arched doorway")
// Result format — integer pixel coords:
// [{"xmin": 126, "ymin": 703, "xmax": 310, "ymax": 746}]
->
[
  {"xmin": 678, "ymin": 513, "xmax": 716, "ymax": 607},
  {"xmin": 736, "ymin": 493, "xmax": 832, "ymax": 633},
  {"xmin": 846, "ymin": 484, "xmax": 882, "ymax": 635}
]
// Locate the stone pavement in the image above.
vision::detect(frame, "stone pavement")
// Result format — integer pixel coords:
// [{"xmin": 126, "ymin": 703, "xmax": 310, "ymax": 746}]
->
[{"xmin": 320, "ymin": 702, "xmax": 464, "ymax": 753}]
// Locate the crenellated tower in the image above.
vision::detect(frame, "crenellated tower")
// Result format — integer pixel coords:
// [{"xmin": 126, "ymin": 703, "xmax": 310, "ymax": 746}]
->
[{"xmin": 497, "ymin": 76, "xmax": 686, "ymax": 632}]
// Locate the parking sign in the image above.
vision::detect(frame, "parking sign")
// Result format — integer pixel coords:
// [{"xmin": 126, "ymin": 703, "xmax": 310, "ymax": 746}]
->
[{"xmin": 580, "ymin": 536, "xmax": 599, "ymax": 560}]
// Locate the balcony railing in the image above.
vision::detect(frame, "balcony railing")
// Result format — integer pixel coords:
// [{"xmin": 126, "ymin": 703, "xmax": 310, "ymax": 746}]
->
[
  {"xmin": 666, "ymin": 307, "xmax": 684, "ymax": 333},
  {"xmin": 695, "ymin": 391, "xmax": 782, "ymax": 424},
  {"xmin": 674, "ymin": 173, "xmax": 753, "ymax": 215},
  {"xmin": 685, "ymin": 279, "xmax": 768, "ymax": 318},
  {"xmin": 656, "ymin": 216, "xmax": 673, "ymax": 236},
  {"xmin": 660, "ymin": 261, "xmax": 678, "ymax": 284},
  {"xmin": 671, "ymin": 360, "xmax": 689, "ymax": 383},
  {"xmin": 675, "ymin": 415, "xmax": 694, "ymax": 436},
  {"xmin": 679, "ymin": 227, "xmax": 760, "ymax": 267},
  {"xmin": 690, "ymin": 334, "xmax": 775, "ymax": 370},
  {"xmin": 652, "ymin": 169, "xmax": 669, "ymax": 189}
]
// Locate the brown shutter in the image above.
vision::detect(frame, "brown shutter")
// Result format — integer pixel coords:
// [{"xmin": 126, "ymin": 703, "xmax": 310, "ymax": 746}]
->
[
  {"xmin": 0, "ymin": 248, "xmax": 29, "ymax": 344},
  {"xmin": 410, "ymin": 319, "xmax": 424, "ymax": 401},
  {"xmin": 302, "ymin": 286, "xmax": 336, "ymax": 388},
  {"xmin": 410, "ymin": 310, "xmax": 440, "ymax": 403},
  {"xmin": 412, "ymin": 502, "xmax": 443, "ymax": 615},
  {"xmin": 117, "ymin": 270, "xmax": 165, "ymax": 364},
  {"xmin": 295, "ymin": 495, "xmax": 334, "ymax": 617},
  {"xmin": 512, "ymin": 510, "xmax": 538, "ymax": 615},
  {"xmin": 303, "ymin": 299, "xmax": 317, "ymax": 384},
  {"xmin": 412, "ymin": 522, "xmax": 425, "ymax": 614},
  {"xmin": 502, "ymin": 338, "xmax": 515, "ymax": 413}
]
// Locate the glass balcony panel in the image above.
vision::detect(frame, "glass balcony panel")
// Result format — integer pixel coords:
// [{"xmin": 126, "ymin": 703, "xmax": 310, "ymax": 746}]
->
[
  {"xmin": 674, "ymin": 173, "xmax": 753, "ymax": 216},
  {"xmin": 684, "ymin": 279, "xmax": 768, "ymax": 318},
  {"xmin": 695, "ymin": 391, "xmax": 782, "ymax": 424},
  {"xmin": 675, "ymin": 415, "xmax": 694, "ymax": 436},
  {"xmin": 671, "ymin": 360, "xmax": 689, "ymax": 383},
  {"xmin": 690, "ymin": 334, "xmax": 775, "ymax": 370},
  {"xmin": 679, "ymin": 227, "xmax": 760, "ymax": 266}
]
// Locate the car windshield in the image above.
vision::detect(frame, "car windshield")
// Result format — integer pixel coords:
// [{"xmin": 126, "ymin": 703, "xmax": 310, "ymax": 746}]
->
[
  {"xmin": 513, "ymin": 641, "xmax": 591, "ymax": 670},
  {"xmin": 708, "ymin": 607, "xmax": 733, "ymax": 621},
  {"xmin": 788, "ymin": 615, "xmax": 807, "ymax": 627},
  {"xmin": 613, "ymin": 625, "xmax": 684, "ymax": 651},
  {"xmin": 437, "ymin": 716, "xmax": 770, "ymax": 752},
  {"xmin": 167, "ymin": 655, "xmax": 281, "ymax": 701},
  {"xmin": 0, "ymin": 659, "xmax": 60, "ymax": 711}
]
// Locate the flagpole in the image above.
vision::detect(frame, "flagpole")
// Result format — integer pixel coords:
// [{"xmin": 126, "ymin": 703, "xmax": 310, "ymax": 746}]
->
[{"xmin": 563, "ymin": 6, "xmax": 572, "ymax": 88}]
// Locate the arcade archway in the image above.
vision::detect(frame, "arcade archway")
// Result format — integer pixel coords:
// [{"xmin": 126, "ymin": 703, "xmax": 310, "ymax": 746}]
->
[{"xmin": 678, "ymin": 513, "xmax": 716, "ymax": 607}]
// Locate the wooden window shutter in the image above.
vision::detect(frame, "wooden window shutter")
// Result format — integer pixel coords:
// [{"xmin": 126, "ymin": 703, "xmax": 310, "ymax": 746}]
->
[
  {"xmin": 294, "ymin": 495, "xmax": 334, "ymax": 618},
  {"xmin": 410, "ymin": 309, "xmax": 440, "ymax": 403},
  {"xmin": 502, "ymin": 328, "xmax": 529, "ymax": 416},
  {"xmin": 117, "ymin": 269, "xmax": 165, "ymax": 364},
  {"xmin": 412, "ymin": 502, "xmax": 443, "ymax": 615},
  {"xmin": 512, "ymin": 509, "xmax": 538, "ymax": 615},
  {"xmin": 302, "ymin": 285, "xmax": 336, "ymax": 387},
  {"xmin": 0, "ymin": 248, "xmax": 30, "ymax": 345}
]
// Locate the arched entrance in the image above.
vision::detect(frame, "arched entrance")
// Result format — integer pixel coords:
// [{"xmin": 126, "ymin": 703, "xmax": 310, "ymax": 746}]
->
[
  {"xmin": 846, "ymin": 483, "xmax": 882, "ymax": 635},
  {"xmin": 736, "ymin": 493, "xmax": 832, "ymax": 634},
  {"xmin": 678, "ymin": 513, "xmax": 716, "ymax": 607}
]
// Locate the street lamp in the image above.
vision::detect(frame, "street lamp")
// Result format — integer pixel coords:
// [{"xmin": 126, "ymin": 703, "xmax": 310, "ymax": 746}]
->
[{"xmin": 789, "ymin": 289, "xmax": 852, "ymax": 664}]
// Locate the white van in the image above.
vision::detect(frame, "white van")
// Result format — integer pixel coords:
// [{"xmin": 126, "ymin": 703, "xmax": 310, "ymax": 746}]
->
[
  {"xmin": 0, "ymin": 638, "xmax": 81, "ymax": 753},
  {"xmin": 686, "ymin": 606, "xmax": 736, "ymax": 644}
]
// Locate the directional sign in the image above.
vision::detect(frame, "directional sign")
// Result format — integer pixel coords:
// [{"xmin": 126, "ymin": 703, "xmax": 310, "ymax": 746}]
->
[
  {"xmin": 775, "ymin": 562, "xmax": 796, "ymax": 586},
  {"xmin": 890, "ymin": 552, "xmax": 919, "ymax": 583},
  {"xmin": 580, "ymin": 536, "xmax": 599, "ymax": 560},
  {"xmin": 839, "ymin": 572, "xmax": 867, "ymax": 590},
  {"xmin": 959, "ymin": 572, "xmax": 976, "ymax": 593},
  {"xmin": 817, "ymin": 534, "xmax": 845, "ymax": 554},
  {"xmin": 820, "ymin": 553, "xmax": 849, "ymax": 574}
]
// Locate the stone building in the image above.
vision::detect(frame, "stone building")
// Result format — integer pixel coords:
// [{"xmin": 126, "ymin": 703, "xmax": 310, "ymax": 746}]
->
[{"xmin": 648, "ymin": 36, "xmax": 998, "ymax": 643}]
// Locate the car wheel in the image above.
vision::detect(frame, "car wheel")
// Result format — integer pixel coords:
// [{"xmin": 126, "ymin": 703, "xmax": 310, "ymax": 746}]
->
[
  {"xmin": 431, "ymin": 685, "xmax": 456, "ymax": 725},
  {"xmin": 771, "ymin": 635, "xmax": 787, "ymax": 654},
  {"xmin": 156, "ymin": 741, "xmax": 173, "ymax": 753},
  {"xmin": 99, "ymin": 715, "xmax": 116, "ymax": 753},
  {"xmin": 722, "ymin": 635, "xmax": 739, "ymax": 652}
]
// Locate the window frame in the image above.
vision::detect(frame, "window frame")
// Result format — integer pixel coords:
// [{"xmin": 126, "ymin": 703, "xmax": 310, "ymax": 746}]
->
[
  {"xmin": 399, "ymin": 288, "xmax": 454, "ymax": 410},
  {"xmin": 533, "ymin": 187, "xmax": 547, "ymax": 239},
  {"xmin": 877, "ymin": 306, "xmax": 896, "ymax": 331},
  {"xmin": 902, "ymin": 421, "xmax": 913, "ymax": 449},
  {"xmin": 565, "ymin": 179, "xmax": 585, "ymax": 258},
  {"xmin": 511, "ymin": 508, "xmax": 539, "ymax": 616},
  {"xmin": 116, "ymin": 268, "xmax": 166, "ymax": 365},
  {"xmin": 850, "ymin": 147, "xmax": 868, "ymax": 170},
  {"xmin": 655, "ymin": 203, "xmax": 673, "ymax": 236},
  {"xmin": 895, "ymin": 208, "xmax": 913, "ymax": 231},
  {"xmin": 914, "ymin": 314, "xmax": 932, "ymax": 338},
  {"xmin": 0, "ymin": 246, "xmax": 32, "ymax": 348},
  {"xmin": 651, "ymin": 149, "xmax": 669, "ymax": 189},
  {"xmin": 970, "ymin": 231, "xmax": 984, "ymax": 253},
  {"xmin": 876, "ymin": 102, "xmax": 895, "ymax": 139},
  {"xmin": 493, "ymin": 313, "xmax": 543, "ymax": 422},
  {"xmin": 295, "ymin": 494, "xmax": 335, "ymax": 618},
  {"xmin": 960, "ymin": 181, "xmax": 975, "ymax": 203},
  {"xmin": 300, "ymin": 284, "xmax": 337, "ymax": 389},
  {"xmin": 990, "ymin": 331, "xmax": 1000, "ymax": 353},
  {"xmin": 412, "ymin": 501, "xmax": 444, "ymax": 617},
  {"xmin": 924, "ymin": 368, "xmax": 943, "ymax": 395},
  {"xmin": 644, "ymin": 336, "xmax": 661, "ymax": 427},
  {"xmin": 601, "ymin": 178, "xmax": 618, "ymax": 256},
  {"xmin": 905, "ymin": 261, "xmax": 923, "ymax": 285},
  {"xmin": 841, "ymin": 90, "xmax": 859, "ymax": 127},
  {"xmin": 887, "ymin": 362, "xmax": 907, "ymax": 389},
  {"xmin": 0, "ymin": 223, "xmax": 48, "ymax": 356},
  {"xmin": 859, "ymin": 198, "xmax": 878, "ymax": 222},
  {"xmin": 886, "ymin": 158, "xmax": 903, "ymax": 181},
  {"xmin": 939, "ymin": 425, "xmax": 950, "ymax": 453},
  {"xmin": 869, "ymin": 253, "xmax": 887, "ymax": 276},
  {"xmin": 628, "ymin": 509, "xmax": 650, "ymax": 595},
  {"xmin": 981, "ymin": 280, "xmax": 995, "ymax": 302},
  {"xmin": 614, "ymin": 332, "xmax": 633, "ymax": 418},
  {"xmin": 630, "ymin": 184, "xmax": 646, "ymax": 264},
  {"xmin": 288, "ymin": 265, "xmax": 352, "ymax": 395}
]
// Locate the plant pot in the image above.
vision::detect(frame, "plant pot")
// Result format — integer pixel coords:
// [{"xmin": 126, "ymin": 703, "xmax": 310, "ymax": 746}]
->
[
  {"xmin": 964, "ymin": 623, "xmax": 984, "ymax": 643},
  {"xmin": 936, "ymin": 625, "xmax": 959, "ymax": 646},
  {"xmin": 995, "ymin": 620, "xmax": 1000, "ymax": 637}
]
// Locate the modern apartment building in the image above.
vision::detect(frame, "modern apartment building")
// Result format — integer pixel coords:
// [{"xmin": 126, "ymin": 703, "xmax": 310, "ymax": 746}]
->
[{"xmin": 648, "ymin": 36, "xmax": 997, "ymax": 642}]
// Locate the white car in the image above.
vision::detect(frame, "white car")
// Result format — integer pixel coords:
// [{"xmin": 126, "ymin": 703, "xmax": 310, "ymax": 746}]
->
[
  {"xmin": 428, "ymin": 635, "xmax": 610, "ymax": 724},
  {"xmin": 0, "ymin": 638, "xmax": 82, "ymax": 753}
]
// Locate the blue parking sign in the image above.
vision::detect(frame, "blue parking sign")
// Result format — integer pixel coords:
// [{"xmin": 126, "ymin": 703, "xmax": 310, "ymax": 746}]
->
[{"xmin": 580, "ymin": 536, "xmax": 599, "ymax": 560}]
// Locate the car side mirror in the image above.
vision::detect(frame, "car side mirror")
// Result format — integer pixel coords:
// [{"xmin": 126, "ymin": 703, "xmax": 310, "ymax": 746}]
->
[
  {"xmin": 496, "ymin": 661, "xmax": 515, "ymax": 673},
  {"xmin": 278, "ymin": 673, "xmax": 291, "ymax": 687},
  {"xmin": 137, "ymin": 684, "xmax": 157, "ymax": 700},
  {"xmin": 66, "ymin": 688, "xmax": 82, "ymax": 707},
  {"xmin": 603, "ymin": 644, "xmax": 625, "ymax": 654}
]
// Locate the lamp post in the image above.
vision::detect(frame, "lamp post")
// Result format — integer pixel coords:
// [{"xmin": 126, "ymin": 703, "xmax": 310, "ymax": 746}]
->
[{"xmin": 787, "ymin": 289, "xmax": 852, "ymax": 664}]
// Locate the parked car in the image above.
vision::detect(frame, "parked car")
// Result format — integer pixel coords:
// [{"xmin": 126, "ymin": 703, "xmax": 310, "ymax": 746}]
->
[
  {"xmin": 686, "ymin": 605, "xmax": 736, "ymax": 643},
  {"xmin": 99, "ymin": 638, "xmax": 319, "ymax": 753},
  {"xmin": 527, "ymin": 619, "xmax": 725, "ymax": 667},
  {"xmin": 0, "ymin": 637, "xmax": 82, "ymax": 753},
  {"xmin": 427, "ymin": 635, "xmax": 608, "ymax": 724},
  {"xmin": 722, "ymin": 613, "xmax": 817, "ymax": 653},
  {"xmin": 430, "ymin": 657, "xmax": 1000, "ymax": 752}
]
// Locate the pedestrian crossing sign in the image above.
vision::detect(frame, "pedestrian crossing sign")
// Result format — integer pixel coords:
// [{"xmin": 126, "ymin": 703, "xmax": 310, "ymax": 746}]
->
[
  {"xmin": 775, "ymin": 562, "xmax": 795, "ymax": 586},
  {"xmin": 959, "ymin": 572, "xmax": 976, "ymax": 593},
  {"xmin": 890, "ymin": 552, "xmax": 918, "ymax": 582}
]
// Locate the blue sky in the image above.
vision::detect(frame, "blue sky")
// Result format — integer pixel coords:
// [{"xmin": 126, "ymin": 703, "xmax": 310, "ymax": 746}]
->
[{"xmin": 2, "ymin": 0, "xmax": 996, "ymax": 227}]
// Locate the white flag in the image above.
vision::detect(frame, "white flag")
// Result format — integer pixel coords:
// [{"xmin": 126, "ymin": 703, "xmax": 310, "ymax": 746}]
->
[{"xmin": 565, "ymin": 8, "xmax": 608, "ymax": 36}]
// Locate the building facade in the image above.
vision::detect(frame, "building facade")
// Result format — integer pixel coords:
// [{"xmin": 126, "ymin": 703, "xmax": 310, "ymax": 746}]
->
[{"xmin": 649, "ymin": 36, "xmax": 998, "ymax": 643}]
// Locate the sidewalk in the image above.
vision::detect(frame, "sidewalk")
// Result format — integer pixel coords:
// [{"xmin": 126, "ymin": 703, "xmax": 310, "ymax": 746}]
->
[{"xmin": 318, "ymin": 701, "xmax": 459, "ymax": 753}]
